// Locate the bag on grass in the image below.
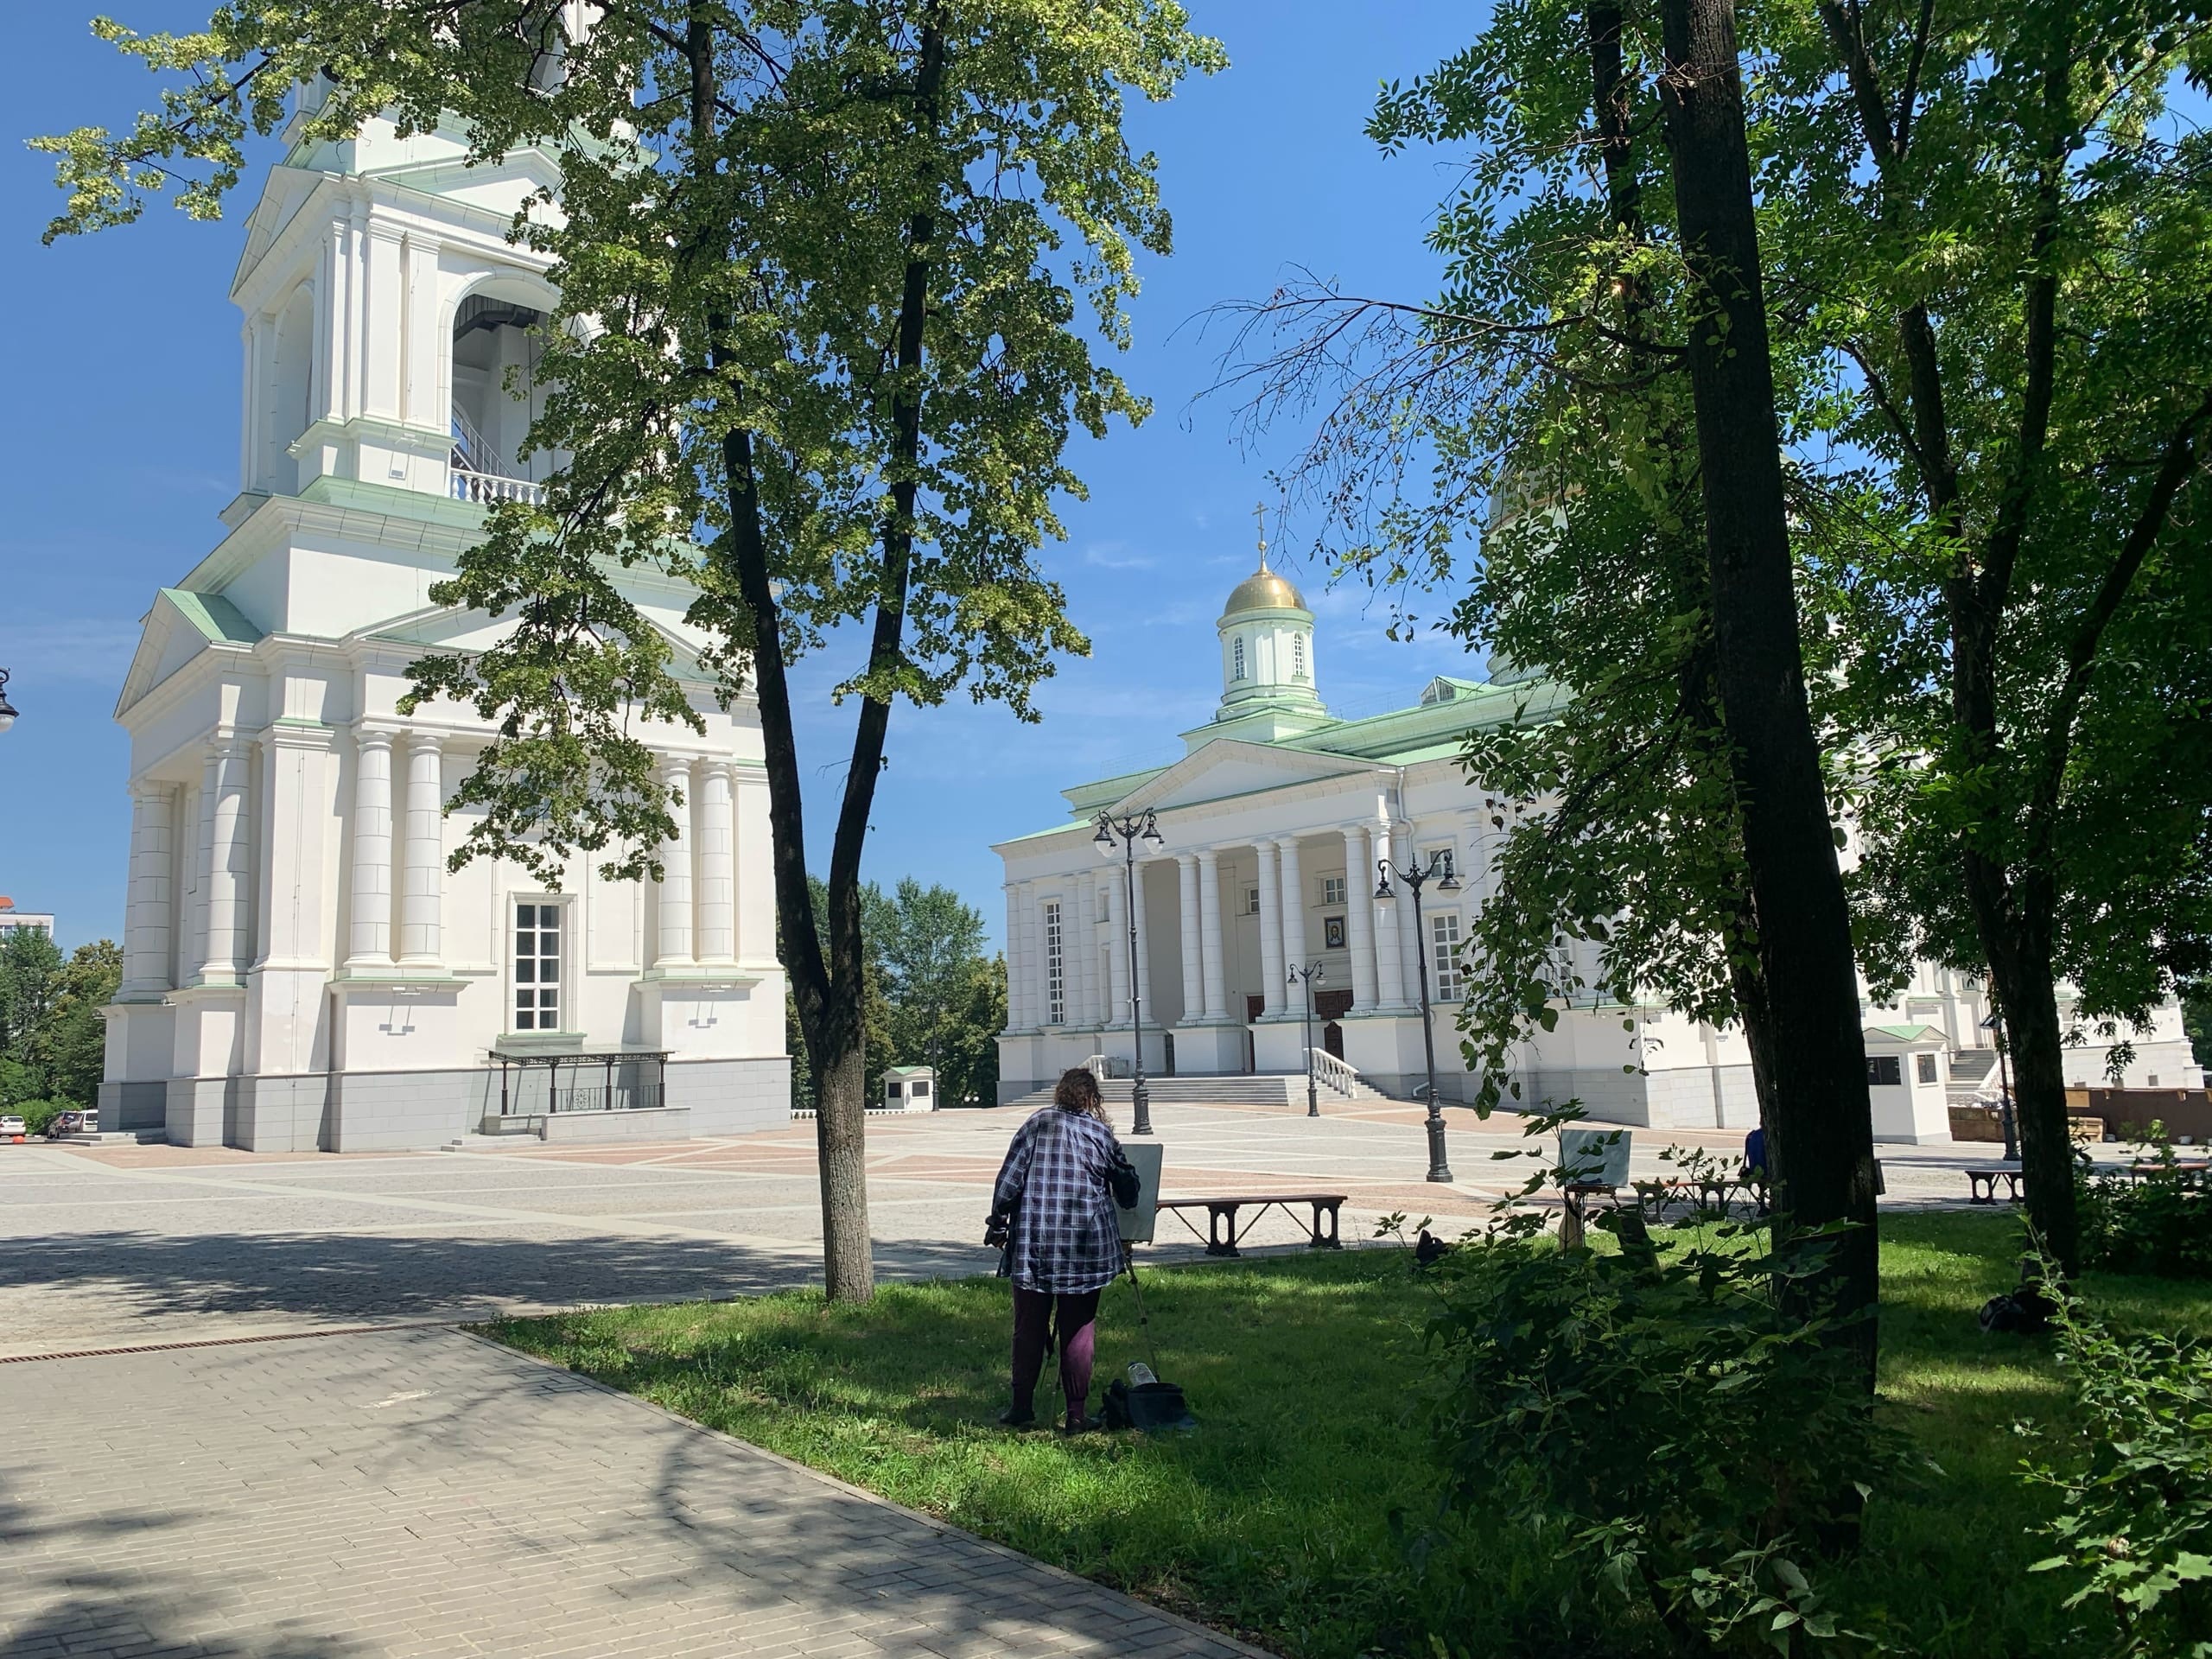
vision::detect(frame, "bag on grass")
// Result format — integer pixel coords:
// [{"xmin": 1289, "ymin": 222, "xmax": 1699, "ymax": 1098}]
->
[{"xmin": 1103, "ymin": 1375, "xmax": 1198, "ymax": 1433}]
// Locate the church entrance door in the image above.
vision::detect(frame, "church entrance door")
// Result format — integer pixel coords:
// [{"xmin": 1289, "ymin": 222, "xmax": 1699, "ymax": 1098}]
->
[
  {"xmin": 1244, "ymin": 995, "xmax": 1264, "ymax": 1074},
  {"xmin": 1324, "ymin": 1022, "xmax": 1344, "ymax": 1060}
]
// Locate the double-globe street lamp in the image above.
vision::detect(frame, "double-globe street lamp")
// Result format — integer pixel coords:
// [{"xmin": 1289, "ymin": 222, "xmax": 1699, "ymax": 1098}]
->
[
  {"xmin": 1288, "ymin": 960, "xmax": 1324, "ymax": 1116},
  {"xmin": 1093, "ymin": 807, "xmax": 1164, "ymax": 1136},
  {"xmin": 1376, "ymin": 848, "xmax": 1461, "ymax": 1183}
]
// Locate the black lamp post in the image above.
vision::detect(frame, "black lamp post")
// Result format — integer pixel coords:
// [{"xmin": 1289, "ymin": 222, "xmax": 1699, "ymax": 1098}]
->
[
  {"xmin": 1289, "ymin": 960, "xmax": 1324, "ymax": 1116},
  {"xmin": 1376, "ymin": 848, "xmax": 1461, "ymax": 1183},
  {"xmin": 0, "ymin": 670, "xmax": 17, "ymax": 734},
  {"xmin": 1094, "ymin": 807, "xmax": 1165, "ymax": 1135},
  {"xmin": 1982, "ymin": 1008, "xmax": 2018, "ymax": 1162}
]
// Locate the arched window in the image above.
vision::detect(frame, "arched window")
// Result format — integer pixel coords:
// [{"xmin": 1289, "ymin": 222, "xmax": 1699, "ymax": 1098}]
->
[
  {"xmin": 1232, "ymin": 637, "xmax": 1246, "ymax": 681},
  {"xmin": 1292, "ymin": 632, "xmax": 1306, "ymax": 679}
]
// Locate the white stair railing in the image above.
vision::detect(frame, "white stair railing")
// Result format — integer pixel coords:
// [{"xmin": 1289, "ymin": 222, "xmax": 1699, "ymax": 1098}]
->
[{"xmin": 1308, "ymin": 1048, "xmax": 1362, "ymax": 1099}]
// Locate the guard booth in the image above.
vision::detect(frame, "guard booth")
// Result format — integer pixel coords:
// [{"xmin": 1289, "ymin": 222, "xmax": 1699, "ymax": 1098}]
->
[{"xmin": 883, "ymin": 1065, "xmax": 937, "ymax": 1113}]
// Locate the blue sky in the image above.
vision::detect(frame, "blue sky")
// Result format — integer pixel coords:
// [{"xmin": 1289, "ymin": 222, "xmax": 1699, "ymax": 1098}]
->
[{"xmin": 0, "ymin": 4, "xmax": 1485, "ymax": 952}]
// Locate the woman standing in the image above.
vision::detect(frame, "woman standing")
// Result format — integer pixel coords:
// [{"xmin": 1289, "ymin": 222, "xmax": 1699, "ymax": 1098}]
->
[{"xmin": 988, "ymin": 1067, "xmax": 1130, "ymax": 1432}]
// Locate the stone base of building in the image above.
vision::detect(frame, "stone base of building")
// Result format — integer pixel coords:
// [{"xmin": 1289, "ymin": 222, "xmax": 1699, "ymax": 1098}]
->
[
  {"xmin": 482, "ymin": 1103, "xmax": 696, "ymax": 1143},
  {"xmin": 136, "ymin": 1057, "xmax": 791, "ymax": 1153},
  {"xmin": 98, "ymin": 1078, "xmax": 169, "ymax": 1134}
]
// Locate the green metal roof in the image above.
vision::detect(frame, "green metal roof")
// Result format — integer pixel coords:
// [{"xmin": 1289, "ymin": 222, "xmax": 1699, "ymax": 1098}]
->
[{"xmin": 163, "ymin": 588, "xmax": 264, "ymax": 646}]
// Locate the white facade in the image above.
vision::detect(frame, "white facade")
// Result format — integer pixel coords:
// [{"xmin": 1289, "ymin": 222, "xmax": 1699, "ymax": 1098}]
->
[
  {"xmin": 98, "ymin": 99, "xmax": 789, "ymax": 1151},
  {"xmin": 993, "ymin": 559, "xmax": 2202, "ymax": 1141}
]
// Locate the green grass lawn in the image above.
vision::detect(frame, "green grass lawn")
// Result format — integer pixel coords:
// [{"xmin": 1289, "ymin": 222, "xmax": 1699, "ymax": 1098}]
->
[{"xmin": 485, "ymin": 1213, "xmax": 2212, "ymax": 1657}]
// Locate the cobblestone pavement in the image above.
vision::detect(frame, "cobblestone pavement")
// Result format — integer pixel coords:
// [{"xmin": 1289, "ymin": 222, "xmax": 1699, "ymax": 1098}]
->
[
  {"xmin": 1, "ymin": 1101, "xmax": 2029, "ymax": 1357},
  {"xmin": 0, "ymin": 1326, "xmax": 1262, "ymax": 1659}
]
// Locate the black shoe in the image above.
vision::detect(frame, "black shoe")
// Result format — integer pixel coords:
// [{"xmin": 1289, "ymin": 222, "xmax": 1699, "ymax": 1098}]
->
[
  {"xmin": 1061, "ymin": 1412, "xmax": 1103, "ymax": 1436},
  {"xmin": 997, "ymin": 1406, "xmax": 1037, "ymax": 1427}
]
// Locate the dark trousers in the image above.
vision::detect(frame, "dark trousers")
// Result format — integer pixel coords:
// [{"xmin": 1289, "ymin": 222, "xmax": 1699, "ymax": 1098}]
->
[{"xmin": 1011, "ymin": 1287, "xmax": 1101, "ymax": 1423}]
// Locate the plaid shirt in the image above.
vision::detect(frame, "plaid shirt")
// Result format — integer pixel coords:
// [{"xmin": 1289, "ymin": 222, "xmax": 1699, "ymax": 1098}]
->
[{"xmin": 992, "ymin": 1106, "xmax": 1125, "ymax": 1294}]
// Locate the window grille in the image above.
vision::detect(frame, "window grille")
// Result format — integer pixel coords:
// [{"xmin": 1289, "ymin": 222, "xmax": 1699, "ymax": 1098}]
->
[
  {"xmin": 1232, "ymin": 637, "xmax": 1246, "ymax": 681},
  {"xmin": 1429, "ymin": 910, "xmax": 1465, "ymax": 1001},
  {"xmin": 1292, "ymin": 632, "xmax": 1306, "ymax": 679},
  {"xmin": 513, "ymin": 902, "xmax": 562, "ymax": 1031},
  {"xmin": 1044, "ymin": 899, "xmax": 1065, "ymax": 1024}
]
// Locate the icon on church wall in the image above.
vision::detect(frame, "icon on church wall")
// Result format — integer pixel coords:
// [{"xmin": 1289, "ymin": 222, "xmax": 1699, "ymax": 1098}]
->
[{"xmin": 1322, "ymin": 915, "xmax": 1347, "ymax": 950}]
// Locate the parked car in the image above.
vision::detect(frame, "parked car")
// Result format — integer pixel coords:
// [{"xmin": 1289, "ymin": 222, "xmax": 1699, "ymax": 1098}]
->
[
  {"xmin": 42, "ymin": 1110, "xmax": 85, "ymax": 1141},
  {"xmin": 0, "ymin": 1115, "xmax": 25, "ymax": 1141}
]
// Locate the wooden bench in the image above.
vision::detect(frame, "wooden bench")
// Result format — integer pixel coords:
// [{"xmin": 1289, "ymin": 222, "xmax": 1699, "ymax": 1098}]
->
[
  {"xmin": 1631, "ymin": 1175, "xmax": 1768, "ymax": 1221},
  {"xmin": 1155, "ymin": 1194, "xmax": 1346, "ymax": 1257},
  {"xmin": 2128, "ymin": 1159, "xmax": 2211, "ymax": 1188},
  {"xmin": 1966, "ymin": 1166, "xmax": 2025, "ymax": 1205}
]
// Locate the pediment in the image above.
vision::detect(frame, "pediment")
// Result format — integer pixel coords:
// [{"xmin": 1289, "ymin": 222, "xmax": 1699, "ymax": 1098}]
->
[
  {"xmin": 231, "ymin": 165, "xmax": 323, "ymax": 296},
  {"xmin": 115, "ymin": 590, "xmax": 265, "ymax": 719},
  {"xmin": 1109, "ymin": 741, "xmax": 1377, "ymax": 816},
  {"xmin": 365, "ymin": 602, "xmax": 715, "ymax": 681}
]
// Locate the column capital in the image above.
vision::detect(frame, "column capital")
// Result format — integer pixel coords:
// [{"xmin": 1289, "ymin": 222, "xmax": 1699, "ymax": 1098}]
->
[
  {"xmin": 404, "ymin": 727, "xmax": 445, "ymax": 753},
  {"xmin": 353, "ymin": 722, "xmax": 401, "ymax": 749}
]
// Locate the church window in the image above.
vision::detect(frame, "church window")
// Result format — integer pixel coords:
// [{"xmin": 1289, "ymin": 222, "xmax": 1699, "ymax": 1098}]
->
[
  {"xmin": 1232, "ymin": 637, "xmax": 1246, "ymax": 681},
  {"xmin": 1320, "ymin": 874, "xmax": 1347, "ymax": 908},
  {"xmin": 1429, "ymin": 911, "xmax": 1465, "ymax": 1002},
  {"xmin": 512, "ymin": 902, "xmax": 563, "ymax": 1031},
  {"xmin": 1866, "ymin": 1055, "xmax": 1903, "ymax": 1086},
  {"xmin": 1243, "ymin": 885, "xmax": 1261, "ymax": 916},
  {"xmin": 1044, "ymin": 900, "xmax": 1065, "ymax": 1025},
  {"xmin": 1292, "ymin": 632, "xmax": 1306, "ymax": 680}
]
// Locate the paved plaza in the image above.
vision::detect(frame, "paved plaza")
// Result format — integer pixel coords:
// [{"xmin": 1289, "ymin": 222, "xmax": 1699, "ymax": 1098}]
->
[{"xmin": 1, "ymin": 1098, "xmax": 2025, "ymax": 1656}]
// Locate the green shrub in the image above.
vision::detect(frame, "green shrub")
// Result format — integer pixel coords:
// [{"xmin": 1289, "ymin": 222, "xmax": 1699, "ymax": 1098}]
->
[
  {"xmin": 2023, "ymin": 1264, "xmax": 2212, "ymax": 1655},
  {"xmin": 1399, "ymin": 1116, "xmax": 1909, "ymax": 1655},
  {"xmin": 2077, "ymin": 1135, "xmax": 2212, "ymax": 1279}
]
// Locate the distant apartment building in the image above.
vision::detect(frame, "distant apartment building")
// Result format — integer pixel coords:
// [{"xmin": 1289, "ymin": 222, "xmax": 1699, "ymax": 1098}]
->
[{"xmin": 0, "ymin": 898, "xmax": 55, "ymax": 942}]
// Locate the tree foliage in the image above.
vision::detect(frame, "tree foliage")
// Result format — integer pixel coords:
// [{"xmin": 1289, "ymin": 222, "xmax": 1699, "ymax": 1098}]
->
[
  {"xmin": 41, "ymin": 0, "xmax": 1220, "ymax": 1298},
  {"xmin": 0, "ymin": 932, "xmax": 121, "ymax": 1109}
]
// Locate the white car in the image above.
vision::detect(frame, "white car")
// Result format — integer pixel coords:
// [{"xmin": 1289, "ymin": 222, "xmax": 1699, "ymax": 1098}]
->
[{"xmin": 0, "ymin": 1116, "xmax": 26, "ymax": 1139}]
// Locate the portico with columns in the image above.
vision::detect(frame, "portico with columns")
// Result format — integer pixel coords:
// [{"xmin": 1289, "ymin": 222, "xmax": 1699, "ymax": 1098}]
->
[
  {"xmin": 991, "ymin": 550, "xmax": 2193, "ymax": 1136},
  {"xmin": 98, "ymin": 93, "xmax": 788, "ymax": 1151}
]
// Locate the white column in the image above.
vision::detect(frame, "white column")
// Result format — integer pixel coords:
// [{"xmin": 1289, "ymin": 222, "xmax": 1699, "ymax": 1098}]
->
[
  {"xmin": 1131, "ymin": 862, "xmax": 1154, "ymax": 1014},
  {"xmin": 1343, "ymin": 824, "xmax": 1377, "ymax": 1009},
  {"xmin": 1197, "ymin": 849, "xmax": 1228, "ymax": 1021},
  {"xmin": 656, "ymin": 757, "xmax": 696, "ymax": 967},
  {"xmin": 696, "ymin": 761, "xmax": 737, "ymax": 963},
  {"xmin": 1002, "ymin": 884, "xmax": 1026, "ymax": 1028},
  {"xmin": 1176, "ymin": 855, "xmax": 1203, "ymax": 1027},
  {"xmin": 344, "ymin": 728, "xmax": 395, "ymax": 969},
  {"xmin": 1105, "ymin": 873, "xmax": 1129, "ymax": 1026},
  {"xmin": 201, "ymin": 738, "xmax": 253, "ymax": 983},
  {"xmin": 121, "ymin": 783, "xmax": 175, "ymax": 998},
  {"xmin": 1256, "ymin": 841, "xmax": 1285, "ymax": 1017},
  {"xmin": 398, "ymin": 732, "xmax": 445, "ymax": 967},
  {"xmin": 734, "ymin": 767, "xmax": 776, "ymax": 967},
  {"xmin": 1373, "ymin": 817, "xmax": 1408, "ymax": 1008},
  {"xmin": 1278, "ymin": 835, "xmax": 1308, "ymax": 974}
]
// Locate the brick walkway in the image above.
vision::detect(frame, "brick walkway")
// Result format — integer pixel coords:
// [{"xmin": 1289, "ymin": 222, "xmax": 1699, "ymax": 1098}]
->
[{"xmin": 0, "ymin": 1326, "xmax": 1261, "ymax": 1658}]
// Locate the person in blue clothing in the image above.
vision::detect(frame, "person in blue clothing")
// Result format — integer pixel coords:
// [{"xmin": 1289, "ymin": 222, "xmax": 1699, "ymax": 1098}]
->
[{"xmin": 988, "ymin": 1067, "xmax": 1129, "ymax": 1433}]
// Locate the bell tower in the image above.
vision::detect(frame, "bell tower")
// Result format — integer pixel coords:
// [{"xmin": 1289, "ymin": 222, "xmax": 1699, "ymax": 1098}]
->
[{"xmin": 1212, "ymin": 507, "xmax": 1324, "ymax": 728}]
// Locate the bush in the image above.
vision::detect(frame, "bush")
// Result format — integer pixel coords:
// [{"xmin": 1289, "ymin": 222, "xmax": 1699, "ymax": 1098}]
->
[
  {"xmin": 1397, "ymin": 1117, "xmax": 1909, "ymax": 1655},
  {"xmin": 2024, "ymin": 1265, "xmax": 2212, "ymax": 1654},
  {"xmin": 2077, "ymin": 1135, "xmax": 2212, "ymax": 1279},
  {"xmin": 16, "ymin": 1099, "xmax": 73, "ymax": 1135}
]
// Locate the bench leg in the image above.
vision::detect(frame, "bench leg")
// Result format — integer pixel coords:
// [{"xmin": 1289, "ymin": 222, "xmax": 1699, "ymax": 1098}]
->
[
  {"xmin": 1308, "ymin": 1202, "xmax": 1341, "ymax": 1249},
  {"xmin": 1206, "ymin": 1205, "xmax": 1241, "ymax": 1258}
]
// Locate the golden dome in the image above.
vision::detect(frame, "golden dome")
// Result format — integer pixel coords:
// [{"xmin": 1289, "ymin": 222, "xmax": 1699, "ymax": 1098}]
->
[{"xmin": 1221, "ymin": 561, "xmax": 1307, "ymax": 618}]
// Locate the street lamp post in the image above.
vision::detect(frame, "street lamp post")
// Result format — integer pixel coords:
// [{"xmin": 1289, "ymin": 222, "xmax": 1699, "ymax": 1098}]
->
[
  {"xmin": 1982, "ymin": 1009, "xmax": 2018, "ymax": 1162},
  {"xmin": 1288, "ymin": 960, "xmax": 1324, "ymax": 1116},
  {"xmin": 1094, "ymin": 807, "xmax": 1165, "ymax": 1136},
  {"xmin": 1376, "ymin": 849, "xmax": 1461, "ymax": 1183},
  {"xmin": 0, "ymin": 670, "xmax": 17, "ymax": 734}
]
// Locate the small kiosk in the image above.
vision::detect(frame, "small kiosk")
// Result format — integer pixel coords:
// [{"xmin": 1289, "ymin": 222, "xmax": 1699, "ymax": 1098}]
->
[{"xmin": 883, "ymin": 1065, "xmax": 938, "ymax": 1113}]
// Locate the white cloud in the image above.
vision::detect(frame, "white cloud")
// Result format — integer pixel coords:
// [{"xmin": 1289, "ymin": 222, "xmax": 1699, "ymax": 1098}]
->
[
  {"xmin": 1081, "ymin": 541, "xmax": 1155, "ymax": 571},
  {"xmin": 2, "ymin": 618, "xmax": 141, "ymax": 685}
]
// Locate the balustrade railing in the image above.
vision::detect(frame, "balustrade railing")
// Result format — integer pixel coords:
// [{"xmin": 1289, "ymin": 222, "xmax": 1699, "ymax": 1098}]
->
[
  {"xmin": 1308, "ymin": 1048, "xmax": 1362, "ymax": 1099},
  {"xmin": 451, "ymin": 466, "xmax": 547, "ymax": 507}
]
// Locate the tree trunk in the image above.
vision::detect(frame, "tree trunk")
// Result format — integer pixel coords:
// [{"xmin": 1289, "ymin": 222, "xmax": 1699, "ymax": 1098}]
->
[
  {"xmin": 1973, "ymin": 879, "xmax": 2079, "ymax": 1272},
  {"xmin": 1658, "ymin": 0, "xmax": 1879, "ymax": 1380},
  {"xmin": 813, "ymin": 1027, "xmax": 876, "ymax": 1297}
]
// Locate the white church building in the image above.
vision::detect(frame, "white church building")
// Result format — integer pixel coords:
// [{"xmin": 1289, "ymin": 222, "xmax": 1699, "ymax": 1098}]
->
[
  {"xmin": 98, "ymin": 93, "xmax": 789, "ymax": 1151},
  {"xmin": 993, "ymin": 556, "xmax": 2202, "ymax": 1141}
]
